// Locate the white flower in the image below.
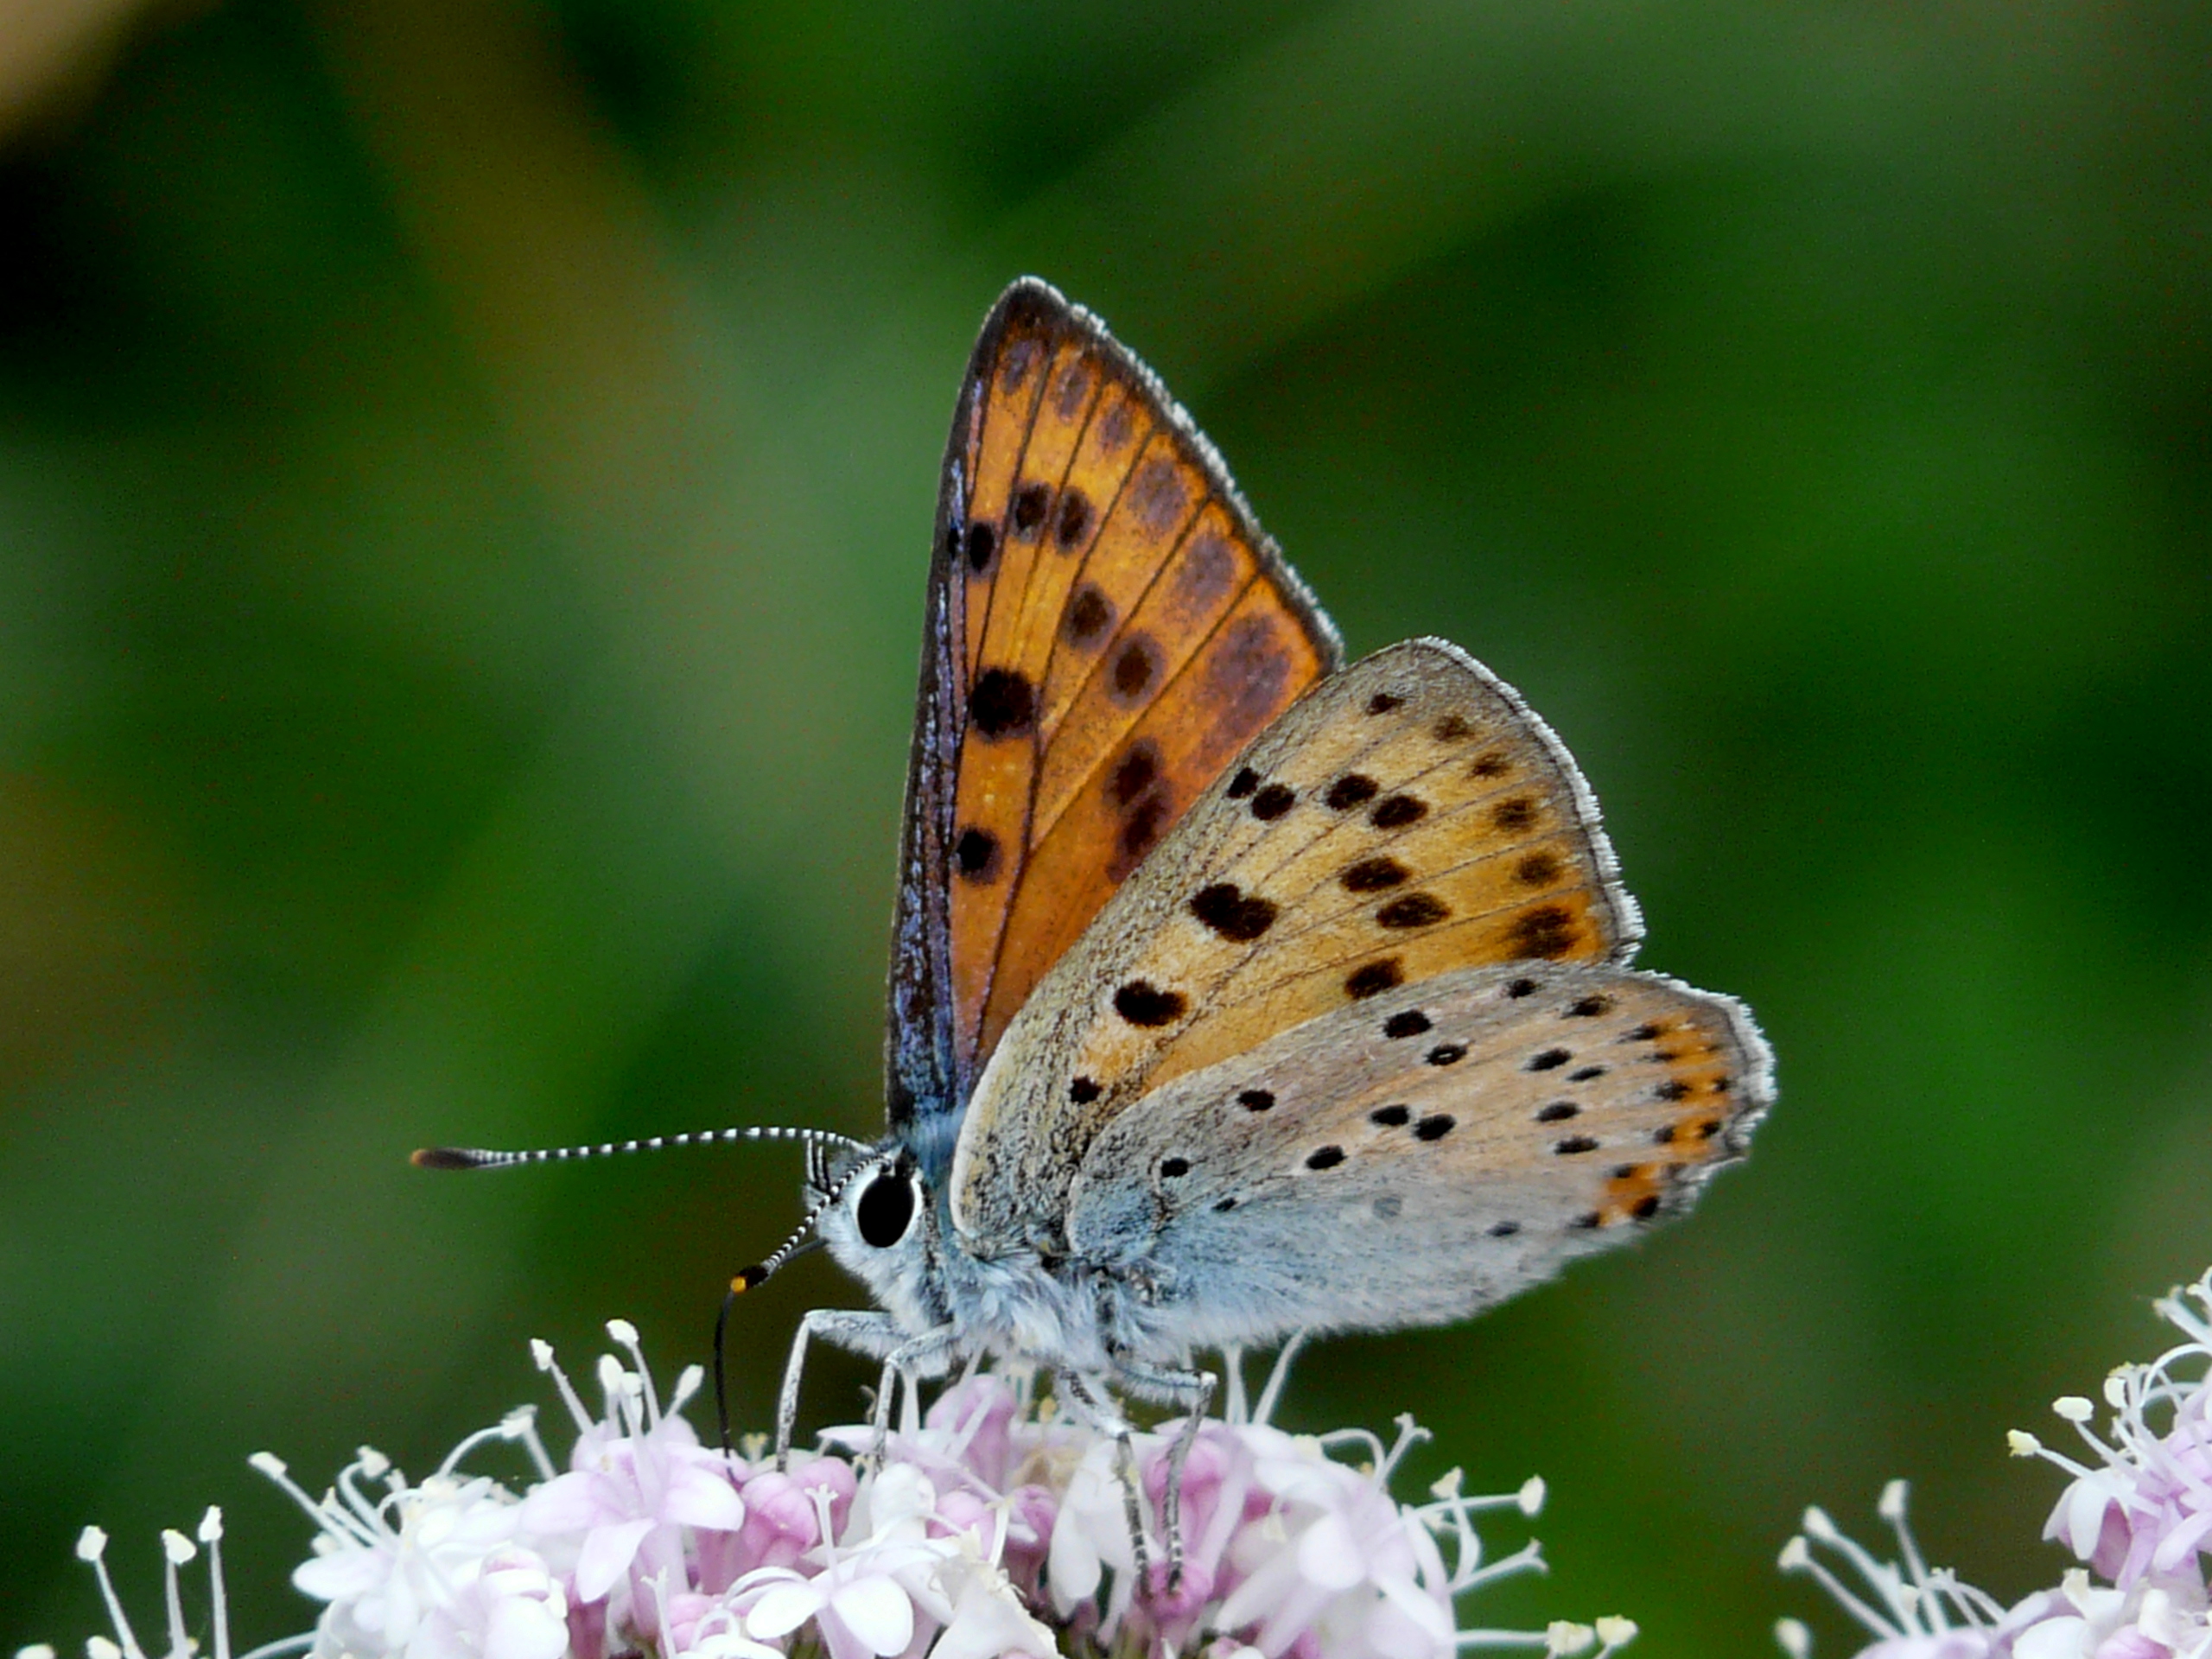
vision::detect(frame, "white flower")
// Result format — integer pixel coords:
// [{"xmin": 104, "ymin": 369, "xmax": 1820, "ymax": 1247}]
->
[
  {"xmin": 428, "ymin": 1549, "xmax": 570, "ymax": 1659},
  {"xmin": 1043, "ymin": 1436, "xmax": 1137, "ymax": 1619},
  {"xmin": 1777, "ymin": 1483, "xmax": 2040, "ymax": 1657},
  {"xmin": 736, "ymin": 1465, "xmax": 945, "ymax": 1659},
  {"xmin": 256, "ymin": 1438, "xmax": 560, "ymax": 1659},
  {"xmin": 47, "ymin": 1510, "xmax": 245, "ymax": 1659}
]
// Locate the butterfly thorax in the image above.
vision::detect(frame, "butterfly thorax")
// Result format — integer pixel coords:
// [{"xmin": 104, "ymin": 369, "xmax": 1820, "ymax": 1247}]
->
[{"xmin": 817, "ymin": 1141, "xmax": 1198, "ymax": 1376}]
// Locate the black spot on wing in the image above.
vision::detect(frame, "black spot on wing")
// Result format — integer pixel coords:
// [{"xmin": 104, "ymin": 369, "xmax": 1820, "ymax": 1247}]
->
[
  {"xmin": 1325, "ymin": 774, "xmax": 1378, "ymax": 810},
  {"xmin": 1108, "ymin": 741, "xmax": 1158, "ymax": 806},
  {"xmin": 1063, "ymin": 584, "xmax": 1113, "ymax": 646},
  {"xmin": 1382, "ymin": 1010, "xmax": 1431, "ymax": 1039},
  {"xmin": 954, "ymin": 826, "xmax": 1000, "ymax": 880},
  {"xmin": 1054, "ymin": 488, "xmax": 1091, "ymax": 550},
  {"xmin": 1376, "ymin": 893, "xmax": 1450, "ymax": 929},
  {"xmin": 1250, "ymin": 783, "xmax": 1295, "ymax": 820},
  {"xmin": 1305, "ymin": 1145, "xmax": 1345, "ymax": 1171},
  {"xmin": 965, "ymin": 522, "xmax": 997, "ymax": 574},
  {"xmin": 1113, "ymin": 981, "xmax": 1185, "ymax": 1027},
  {"xmin": 1369, "ymin": 1104, "xmax": 1411, "ymax": 1127},
  {"xmin": 969, "ymin": 667, "xmax": 1036, "ymax": 738},
  {"xmin": 1010, "ymin": 481, "xmax": 1050, "ymax": 537},
  {"xmin": 1115, "ymin": 794, "xmax": 1168, "ymax": 873},
  {"xmin": 1069, "ymin": 1076, "xmax": 1101, "ymax": 1103},
  {"xmin": 1341, "ymin": 857, "xmax": 1408, "ymax": 893},
  {"xmin": 1237, "ymin": 1088, "xmax": 1274, "ymax": 1112},
  {"xmin": 1527, "ymin": 1047, "xmax": 1571, "ymax": 1071},
  {"xmin": 1514, "ymin": 852, "xmax": 1560, "ymax": 887},
  {"xmin": 1190, "ymin": 882, "xmax": 1278, "ymax": 942},
  {"xmin": 1509, "ymin": 906, "xmax": 1578, "ymax": 959},
  {"xmin": 1344, "ymin": 959, "xmax": 1403, "ymax": 1000},
  {"xmin": 1370, "ymin": 794, "xmax": 1427, "ymax": 830},
  {"xmin": 1110, "ymin": 636, "xmax": 1160, "ymax": 703},
  {"xmin": 1226, "ymin": 767, "xmax": 1260, "ymax": 799}
]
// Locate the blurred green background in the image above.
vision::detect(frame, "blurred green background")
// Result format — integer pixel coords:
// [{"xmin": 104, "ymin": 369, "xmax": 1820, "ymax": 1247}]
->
[{"xmin": 3, "ymin": 1, "xmax": 2209, "ymax": 1653}]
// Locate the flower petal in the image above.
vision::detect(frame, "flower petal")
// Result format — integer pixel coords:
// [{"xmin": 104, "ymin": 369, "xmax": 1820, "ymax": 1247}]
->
[
  {"xmin": 663, "ymin": 1460, "xmax": 747, "ymax": 1532},
  {"xmin": 741, "ymin": 1581, "xmax": 824, "ymax": 1642},
  {"xmin": 2011, "ymin": 1615, "xmax": 2094, "ymax": 1659},
  {"xmin": 830, "ymin": 1576, "xmax": 915, "ymax": 1657},
  {"xmin": 573, "ymin": 1519, "xmax": 655, "ymax": 1602},
  {"xmin": 1293, "ymin": 1512, "xmax": 1366, "ymax": 1592}
]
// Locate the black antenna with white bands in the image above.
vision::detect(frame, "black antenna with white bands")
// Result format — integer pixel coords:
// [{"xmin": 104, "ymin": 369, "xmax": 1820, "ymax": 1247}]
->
[
  {"xmin": 414, "ymin": 1119, "xmax": 877, "ymax": 1455},
  {"xmin": 411, "ymin": 1124, "xmax": 874, "ymax": 1171}
]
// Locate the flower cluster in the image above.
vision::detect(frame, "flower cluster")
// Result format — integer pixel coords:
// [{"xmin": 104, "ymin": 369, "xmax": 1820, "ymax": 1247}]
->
[
  {"xmin": 1779, "ymin": 1267, "xmax": 2212, "ymax": 1658},
  {"xmin": 29, "ymin": 1320, "xmax": 1637, "ymax": 1659}
]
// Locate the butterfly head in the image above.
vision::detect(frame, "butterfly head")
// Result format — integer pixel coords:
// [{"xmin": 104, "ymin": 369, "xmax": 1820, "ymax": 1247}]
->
[{"xmin": 813, "ymin": 1141, "xmax": 947, "ymax": 1332}]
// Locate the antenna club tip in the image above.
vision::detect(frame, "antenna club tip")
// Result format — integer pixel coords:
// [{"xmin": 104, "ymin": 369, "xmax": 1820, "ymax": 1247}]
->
[
  {"xmin": 412, "ymin": 1147, "xmax": 478, "ymax": 1170},
  {"xmin": 732, "ymin": 1266, "xmax": 766, "ymax": 1294}
]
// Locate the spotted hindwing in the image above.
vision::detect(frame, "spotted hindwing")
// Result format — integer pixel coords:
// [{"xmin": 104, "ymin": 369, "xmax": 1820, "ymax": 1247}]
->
[
  {"xmin": 887, "ymin": 278, "xmax": 1342, "ymax": 1132},
  {"xmin": 951, "ymin": 639, "xmax": 1643, "ymax": 1244},
  {"xmin": 1060, "ymin": 962, "xmax": 1770, "ymax": 1344}
]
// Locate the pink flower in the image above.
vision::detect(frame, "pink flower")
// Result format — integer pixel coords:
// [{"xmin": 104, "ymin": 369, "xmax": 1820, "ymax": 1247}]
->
[
  {"xmin": 41, "ymin": 1320, "xmax": 1622, "ymax": 1659},
  {"xmin": 519, "ymin": 1325, "xmax": 746, "ymax": 1625},
  {"xmin": 2020, "ymin": 1277, "xmax": 2212, "ymax": 1599},
  {"xmin": 1788, "ymin": 1274, "xmax": 2212, "ymax": 1659},
  {"xmin": 696, "ymin": 1457, "xmax": 857, "ymax": 1591}
]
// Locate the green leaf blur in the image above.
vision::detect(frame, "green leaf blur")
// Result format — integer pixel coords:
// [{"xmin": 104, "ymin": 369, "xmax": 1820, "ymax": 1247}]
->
[{"xmin": 3, "ymin": 3, "xmax": 2207, "ymax": 1653}]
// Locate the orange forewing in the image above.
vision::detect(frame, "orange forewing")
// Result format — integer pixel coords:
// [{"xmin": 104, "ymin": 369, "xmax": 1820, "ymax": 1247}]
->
[{"xmin": 941, "ymin": 286, "xmax": 1340, "ymax": 1087}]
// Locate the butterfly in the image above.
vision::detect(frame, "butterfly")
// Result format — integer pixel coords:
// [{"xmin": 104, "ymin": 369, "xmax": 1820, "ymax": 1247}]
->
[
  {"xmin": 423, "ymin": 276, "xmax": 1772, "ymax": 1544},
  {"xmin": 785, "ymin": 279, "xmax": 1772, "ymax": 1425}
]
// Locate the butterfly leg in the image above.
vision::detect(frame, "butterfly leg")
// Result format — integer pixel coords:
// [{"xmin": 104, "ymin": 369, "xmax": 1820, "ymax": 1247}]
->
[
  {"xmin": 1251, "ymin": 1328, "xmax": 1311, "ymax": 1427},
  {"xmin": 867, "ymin": 1325, "xmax": 964, "ymax": 1465},
  {"xmin": 1054, "ymin": 1370, "xmax": 1156, "ymax": 1589},
  {"xmin": 1111, "ymin": 1357, "xmax": 1218, "ymax": 1594},
  {"xmin": 773, "ymin": 1307, "xmax": 919, "ymax": 1469}
]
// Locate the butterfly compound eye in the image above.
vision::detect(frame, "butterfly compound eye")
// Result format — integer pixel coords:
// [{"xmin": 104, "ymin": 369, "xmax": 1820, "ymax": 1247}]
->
[{"xmin": 855, "ymin": 1167, "xmax": 918, "ymax": 1249}]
